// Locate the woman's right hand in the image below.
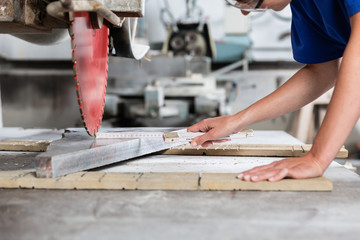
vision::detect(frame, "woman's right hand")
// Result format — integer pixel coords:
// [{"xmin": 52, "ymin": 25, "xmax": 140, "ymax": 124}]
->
[{"xmin": 187, "ymin": 114, "xmax": 243, "ymax": 147}]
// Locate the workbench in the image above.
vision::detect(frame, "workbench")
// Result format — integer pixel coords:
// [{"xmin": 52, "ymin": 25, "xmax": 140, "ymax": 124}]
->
[{"xmin": 0, "ymin": 128, "xmax": 360, "ymax": 240}]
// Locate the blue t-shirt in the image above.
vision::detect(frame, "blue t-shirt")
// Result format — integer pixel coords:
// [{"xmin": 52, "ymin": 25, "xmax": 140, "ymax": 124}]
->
[{"xmin": 290, "ymin": 0, "xmax": 360, "ymax": 64}]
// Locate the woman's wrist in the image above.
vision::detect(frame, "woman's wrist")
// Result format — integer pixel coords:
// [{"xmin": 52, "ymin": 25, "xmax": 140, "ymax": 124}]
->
[
  {"xmin": 307, "ymin": 147, "xmax": 334, "ymax": 173},
  {"xmin": 232, "ymin": 108, "xmax": 253, "ymax": 131}
]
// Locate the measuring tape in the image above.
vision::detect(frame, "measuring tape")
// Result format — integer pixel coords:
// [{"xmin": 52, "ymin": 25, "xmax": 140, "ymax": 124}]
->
[
  {"xmin": 163, "ymin": 129, "xmax": 253, "ymax": 143},
  {"xmin": 95, "ymin": 130, "xmax": 254, "ymax": 143}
]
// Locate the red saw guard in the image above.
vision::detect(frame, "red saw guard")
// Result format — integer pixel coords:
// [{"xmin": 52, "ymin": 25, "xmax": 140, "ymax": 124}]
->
[{"xmin": 71, "ymin": 12, "xmax": 109, "ymax": 136}]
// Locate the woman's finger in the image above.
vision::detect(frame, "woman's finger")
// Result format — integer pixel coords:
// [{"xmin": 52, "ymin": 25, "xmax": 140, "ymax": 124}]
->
[
  {"xmin": 238, "ymin": 161, "xmax": 279, "ymax": 178},
  {"xmin": 268, "ymin": 168, "xmax": 289, "ymax": 182}
]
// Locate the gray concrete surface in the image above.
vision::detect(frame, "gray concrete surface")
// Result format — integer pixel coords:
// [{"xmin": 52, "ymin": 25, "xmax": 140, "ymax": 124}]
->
[{"xmin": 1, "ymin": 166, "xmax": 360, "ymax": 240}]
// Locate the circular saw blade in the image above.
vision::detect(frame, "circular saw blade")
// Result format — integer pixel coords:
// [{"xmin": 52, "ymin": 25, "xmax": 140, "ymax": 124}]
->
[{"xmin": 70, "ymin": 12, "xmax": 109, "ymax": 136}]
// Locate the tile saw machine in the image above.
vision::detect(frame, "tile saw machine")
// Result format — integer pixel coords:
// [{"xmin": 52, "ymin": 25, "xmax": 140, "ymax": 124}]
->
[
  {"xmin": 0, "ymin": 1, "xmax": 256, "ymax": 178},
  {"xmin": 0, "ymin": 0, "xmax": 149, "ymax": 136}
]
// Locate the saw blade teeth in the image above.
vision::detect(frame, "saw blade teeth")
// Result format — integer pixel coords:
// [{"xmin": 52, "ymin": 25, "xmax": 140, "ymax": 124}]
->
[{"xmin": 70, "ymin": 12, "xmax": 109, "ymax": 136}]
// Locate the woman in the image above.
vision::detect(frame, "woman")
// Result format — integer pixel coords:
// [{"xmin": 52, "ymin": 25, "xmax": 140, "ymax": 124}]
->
[{"xmin": 188, "ymin": 0, "xmax": 360, "ymax": 182}]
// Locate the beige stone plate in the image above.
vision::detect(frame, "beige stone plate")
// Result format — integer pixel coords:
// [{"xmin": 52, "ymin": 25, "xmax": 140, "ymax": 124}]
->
[{"xmin": 0, "ymin": 171, "xmax": 333, "ymax": 192}]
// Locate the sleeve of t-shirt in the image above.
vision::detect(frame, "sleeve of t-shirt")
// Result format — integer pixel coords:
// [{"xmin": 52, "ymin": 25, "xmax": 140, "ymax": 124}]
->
[
  {"xmin": 290, "ymin": 1, "xmax": 351, "ymax": 64},
  {"xmin": 344, "ymin": 0, "xmax": 360, "ymax": 16}
]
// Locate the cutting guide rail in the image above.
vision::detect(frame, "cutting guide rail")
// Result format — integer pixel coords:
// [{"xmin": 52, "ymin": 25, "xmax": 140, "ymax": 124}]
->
[{"xmin": 95, "ymin": 130, "xmax": 254, "ymax": 143}]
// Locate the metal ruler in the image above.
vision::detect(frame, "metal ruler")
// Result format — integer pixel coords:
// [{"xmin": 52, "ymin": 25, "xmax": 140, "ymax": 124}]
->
[{"xmin": 95, "ymin": 130, "xmax": 254, "ymax": 143}]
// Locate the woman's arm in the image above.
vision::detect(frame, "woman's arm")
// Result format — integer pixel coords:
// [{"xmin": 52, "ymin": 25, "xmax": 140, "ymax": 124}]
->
[
  {"xmin": 189, "ymin": 59, "xmax": 339, "ymax": 146},
  {"xmin": 238, "ymin": 11, "xmax": 360, "ymax": 182}
]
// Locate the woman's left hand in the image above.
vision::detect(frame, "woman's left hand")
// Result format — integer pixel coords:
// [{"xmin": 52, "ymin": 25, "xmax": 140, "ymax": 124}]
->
[{"xmin": 238, "ymin": 154, "xmax": 325, "ymax": 182}]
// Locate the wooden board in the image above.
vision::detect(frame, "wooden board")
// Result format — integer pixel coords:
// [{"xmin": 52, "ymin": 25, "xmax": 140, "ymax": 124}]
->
[
  {"xmin": 0, "ymin": 170, "xmax": 333, "ymax": 192},
  {"xmin": 161, "ymin": 144, "xmax": 348, "ymax": 158},
  {"xmin": 0, "ymin": 139, "xmax": 51, "ymax": 152}
]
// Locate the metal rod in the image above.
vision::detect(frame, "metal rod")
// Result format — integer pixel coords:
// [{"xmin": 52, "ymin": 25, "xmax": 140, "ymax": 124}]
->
[
  {"xmin": 47, "ymin": 0, "xmax": 123, "ymax": 27},
  {"xmin": 60, "ymin": 0, "xmax": 73, "ymax": 9},
  {"xmin": 46, "ymin": 1, "xmax": 68, "ymax": 22},
  {"xmin": 96, "ymin": 4, "xmax": 122, "ymax": 27},
  {"xmin": 211, "ymin": 59, "xmax": 247, "ymax": 77}
]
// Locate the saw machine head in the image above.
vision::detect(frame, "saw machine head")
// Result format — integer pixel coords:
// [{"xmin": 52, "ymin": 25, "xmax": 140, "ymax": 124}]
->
[{"xmin": 0, "ymin": 0, "xmax": 149, "ymax": 136}]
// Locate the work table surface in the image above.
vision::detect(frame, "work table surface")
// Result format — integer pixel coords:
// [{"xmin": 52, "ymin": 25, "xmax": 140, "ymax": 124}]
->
[{"xmin": 0, "ymin": 128, "xmax": 359, "ymax": 240}]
